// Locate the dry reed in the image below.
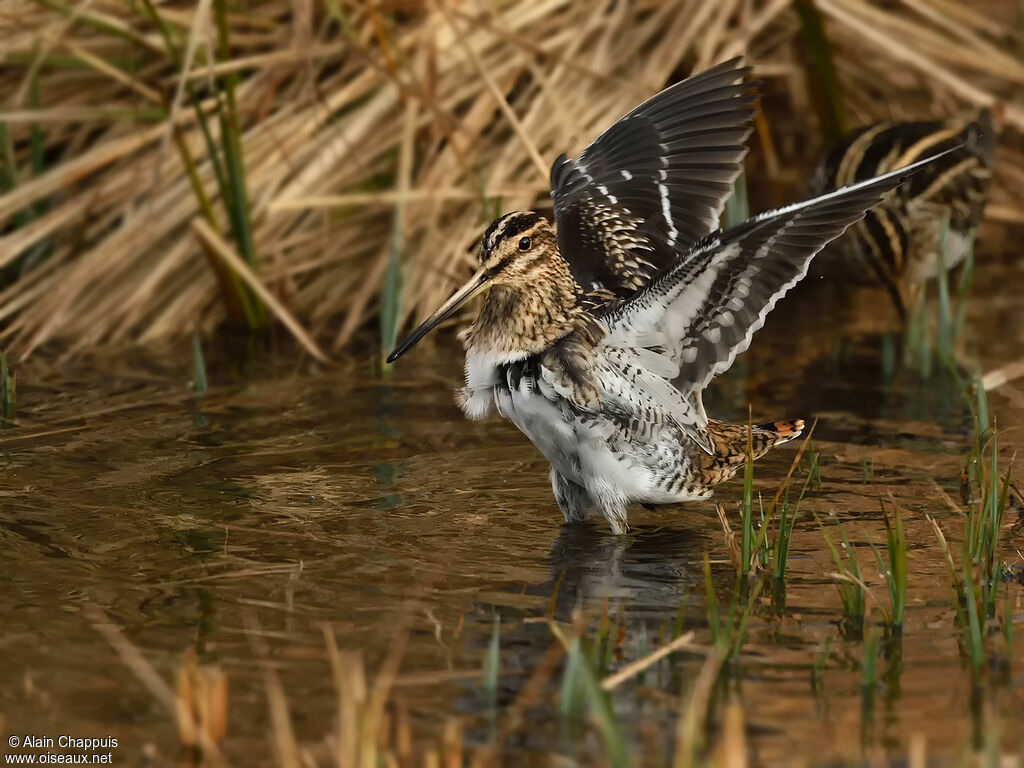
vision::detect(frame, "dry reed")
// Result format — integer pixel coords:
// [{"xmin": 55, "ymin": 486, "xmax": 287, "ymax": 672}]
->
[{"xmin": 1, "ymin": 0, "xmax": 1022, "ymax": 359}]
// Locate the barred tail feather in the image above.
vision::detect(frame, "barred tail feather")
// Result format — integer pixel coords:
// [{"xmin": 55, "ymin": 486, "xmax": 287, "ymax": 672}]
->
[
  {"xmin": 698, "ymin": 418, "xmax": 805, "ymax": 488},
  {"xmin": 759, "ymin": 418, "xmax": 805, "ymax": 443}
]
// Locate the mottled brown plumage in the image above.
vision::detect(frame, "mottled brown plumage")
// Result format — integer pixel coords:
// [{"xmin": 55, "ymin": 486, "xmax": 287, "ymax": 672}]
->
[
  {"xmin": 697, "ymin": 419, "xmax": 805, "ymax": 489},
  {"xmin": 810, "ymin": 110, "xmax": 996, "ymax": 316},
  {"xmin": 460, "ymin": 217, "xmax": 593, "ymax": 360}
]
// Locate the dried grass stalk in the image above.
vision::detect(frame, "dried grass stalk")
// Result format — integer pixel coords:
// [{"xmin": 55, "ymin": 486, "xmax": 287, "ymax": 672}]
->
[{"xmin": 0, "ymin": 0, "xmax": 1021, "ymax": 358}]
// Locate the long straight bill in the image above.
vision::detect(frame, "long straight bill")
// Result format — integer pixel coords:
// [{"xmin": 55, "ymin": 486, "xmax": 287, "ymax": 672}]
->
[{"xmin": 386, "ymin": 268, "xmax": 490, "ymax": 363}]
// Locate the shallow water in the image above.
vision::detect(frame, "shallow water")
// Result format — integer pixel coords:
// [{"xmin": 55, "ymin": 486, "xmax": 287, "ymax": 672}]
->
[{"xmin": 2, "ymin": 256, "xmax": 1024, "ymax": 766}]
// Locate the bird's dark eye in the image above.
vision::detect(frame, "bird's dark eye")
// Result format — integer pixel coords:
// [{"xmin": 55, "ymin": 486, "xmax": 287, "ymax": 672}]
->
[{"xmin": 518, "ymin": 236, "xmax": 532, "ymax": 252}]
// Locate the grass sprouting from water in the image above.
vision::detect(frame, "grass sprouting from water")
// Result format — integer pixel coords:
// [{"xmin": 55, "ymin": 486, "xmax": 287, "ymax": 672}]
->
[
  {"xmin": 719, "ymin": 421, "xmax": 820, "ymax": 582},
  {"xmin": 817, "ymin": 515, "xmax": 866, "ymax": 636},
  {"xmin": 771, "ymin": 487, "xmax": 798, "ymax": 582},
  {"xmin": 1, "ymin": 351, "xmax": 15, "ymax": 421},
  {"xmin": 929, "ymin": 380, "xmax": 1016, "ymax": 681},
  {"xmin": 380, "ymin": 220, "xmax": 403, "ymax": 367},
  {"xmin": 905, "ymin": 215, "xmax": 976, "ymax": 378},
  {"xmin": 906, "ymin": 287, "xmax": 933, "ymax": 378},
  {"xmin": 963, "ymin": 382, "xmax": 1009, "ymax": 581},
  {"xmin": 862, "ymin": 452, "xmax": 874, "ymax": 484},
  {"xmin": 740, "ymin": 419, "xmax": 756, "ymax": 576},
  {"xmin": 704, "ymin": 554, "xmax": 763, "ymax": 664},
  {"xmin": 550, "ymin": 622, "xmax": 629, "ymax": 768},
  {"xmin": 871, "ymin": 499, "xmax": 907, "ymax": 630},
  {"xmin": 1002, "ymin": 583, "xmax": 1014, "ymax": 663},
  {"xmin": 673, "ymin": 594, "xmax": 688, "ymax": 642},
  {"xmin": 191, "ymin": 331, "xmax": 208, "ymax": 395},
  {"xmin": 936, "ymin": 217, "xmax": 954, "ymax": 357},
  {"xmin": 955, "ymin": 244, "xmax": 976, "ymax": 340},
  {"xmin": 804, "ymin": 438, "xmax": 822, "ymax": 492}
]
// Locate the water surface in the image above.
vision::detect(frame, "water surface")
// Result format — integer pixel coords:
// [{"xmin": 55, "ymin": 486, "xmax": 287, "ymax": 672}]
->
[{"xmin": 2, "ymin": 256, "xmax": 1023, "ymax": 766}]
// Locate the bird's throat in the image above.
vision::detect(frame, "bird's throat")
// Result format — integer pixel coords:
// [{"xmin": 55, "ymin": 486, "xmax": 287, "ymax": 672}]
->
[{"xmin": 463, "ymin": 282, "xmax": 587, "ymax": 363}]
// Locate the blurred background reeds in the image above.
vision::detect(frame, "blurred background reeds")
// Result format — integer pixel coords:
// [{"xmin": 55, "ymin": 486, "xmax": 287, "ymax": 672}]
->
[{"xmin": 1, "ymin": 0, "xmax": 1023, "ymax": 362}]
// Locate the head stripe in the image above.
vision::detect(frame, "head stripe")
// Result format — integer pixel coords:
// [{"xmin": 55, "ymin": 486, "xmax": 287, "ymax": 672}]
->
[{"xmin": 483, "ymin": 211, "xmax": 540, "ymax": 256}]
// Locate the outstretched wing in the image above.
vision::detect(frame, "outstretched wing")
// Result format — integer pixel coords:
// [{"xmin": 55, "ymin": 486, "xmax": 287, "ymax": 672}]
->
[
  {"xmin": 601, "ymin": 150, "xmax": 954, "ymax": 395},
  {"xmin": 550, "ymin": 57, "xmax": 758, "ymax": 298}
]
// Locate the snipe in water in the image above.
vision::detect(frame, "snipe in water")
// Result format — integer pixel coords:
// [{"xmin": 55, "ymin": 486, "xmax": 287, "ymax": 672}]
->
[
  {"xmin": 809, "ymin": 110, "xmax": 996, "ymax": 318},
  {"xmin": 388, "ymin": 58, "xmax": 947, "ymax": 534}
]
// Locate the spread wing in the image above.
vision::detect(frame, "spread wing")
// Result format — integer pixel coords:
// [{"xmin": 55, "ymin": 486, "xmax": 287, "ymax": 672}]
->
[
  {"xmin": 550, "ymin": 57, "xmax": 758, "ymax": 298},
  {"xmin": 601, "ymin": 151, "xmax": 953, "ymax": 396}
]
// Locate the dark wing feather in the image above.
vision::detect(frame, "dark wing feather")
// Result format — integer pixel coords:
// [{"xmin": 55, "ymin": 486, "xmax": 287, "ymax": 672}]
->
[
  {"xmin": 550, "ymin": 57, "xmax": 758, "ymax": 298},
  {"xmin": 602, "ymin": 150, "xmax": 955, "ymax": 394}
]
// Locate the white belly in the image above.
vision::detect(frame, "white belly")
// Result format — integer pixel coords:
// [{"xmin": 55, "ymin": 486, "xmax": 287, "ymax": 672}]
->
[
  {"xmin": 495, "ymin": 383, "xmax": 580, "ymax": 480},
  {"xmin": 495, "ymin": 381, "xmax": 659, "ymax": 502},
  {"xmin": 460, "ymin": 351, "xmax": 706, "ymax": 509}
]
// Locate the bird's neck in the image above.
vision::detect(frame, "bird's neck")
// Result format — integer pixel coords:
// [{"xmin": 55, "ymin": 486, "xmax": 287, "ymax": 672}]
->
[{"xmin": 462, "ymin": 278, "xmax": 587, "ymax": 364}]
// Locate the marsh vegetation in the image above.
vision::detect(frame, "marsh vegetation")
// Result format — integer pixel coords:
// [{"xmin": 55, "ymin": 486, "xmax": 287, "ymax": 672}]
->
[{"xmin": 2, "ymin": 1, "xmax": 1024, "ymax": 766}]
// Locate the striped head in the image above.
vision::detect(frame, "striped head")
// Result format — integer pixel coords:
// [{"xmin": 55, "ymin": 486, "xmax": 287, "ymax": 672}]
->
[
  {"xmin": 477, "ymin": 211, "xmax": 559, "ymax": 280},
  {"xmin": 388, "ymin": 211, "xmax": 589, "ymax": 364}
]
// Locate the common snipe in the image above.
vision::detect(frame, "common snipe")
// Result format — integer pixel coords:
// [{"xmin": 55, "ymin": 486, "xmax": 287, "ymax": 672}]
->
[
  {"xmin": 389, "ymin": 58, "xmax": 948, "ymax": 533},
  {"xmin": 809, "ymin": 110, "xmax": 995, "ymax": 317}
]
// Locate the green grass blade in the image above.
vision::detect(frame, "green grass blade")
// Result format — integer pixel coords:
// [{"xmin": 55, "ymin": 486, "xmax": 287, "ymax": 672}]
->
[
  {"xmin": 936, "ymin": 216, "xmax": 953, "ymax": 358},
  {"xmin": 816, "ymin": 513, "xmax": 865, "ymax": 620},
  {"xmin": 741, "ymin": 423, "xmax": 754, "ymax": 576},
  {"xmin": 136, "ymin": 0, "xmax": 262, "ymax": 328},
  {"xmin": 838, "ymin": 525, "xmax": 864, "ymax": 617},
  {"xmin": 955, "ymin": 243, "xmax": 975, "ymax": 339},
  {"xmin": 772, "ymin": 493, "xmax": 789, "ymax": 580},
  {"xmin": 1, "ymin": 351, "xmax": 14, "ymax": 420},
  {"xmin": 704, "ymin": 553, "xmax": 721, "ymax": 647},
  {"xmin": 883, "ymin": 504, "xmax": 907, "ymax": 627},
  {"xmin": 559, "ymin": 636, "xmax": 585, "ymax": 719},
  {"xmin": 555, "ymin": 631, "xmax": 627, "ymax": 766},
  {"xmin": 1003, "ymin": 583, "xmax": 1014, "ymax": 659},
  {"xmin": 602, "ymin": 602, "xmax": 623, "ymax": 673},
  {"xmin": 380, "ymin": 205, "xmax": 403, "ymax": 364},
  {"xmin": 961, "ymin": 556, "xmax": 985, "ymax": 675},
  {"xmin": 577, "ymin": 654, "xmax": 628, "ymax": 767},
  {"xmin": 191, "ymin": 331, "xmax": 208, "ymax": 395},
  {"xmin": 210, "ymin": 0, "xmax": 263, "ymax": 325},
  {"xmin": 976, "ymin": 376, "xmax": 990, "ymax": 445},
  {"xmin": 793, "ymin": 0, "xmax": 846, "ymax": 143},
  {"xmin": 731, "ymin": 577, "xmax": 764, "ymax": 659},
  {"xmin": 673, "ymin": 594, "xmax": 688, "ymax": 640},
  {"xmin": 905, "ymin": 287, "xmax": 932, "ymax": 377}
]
